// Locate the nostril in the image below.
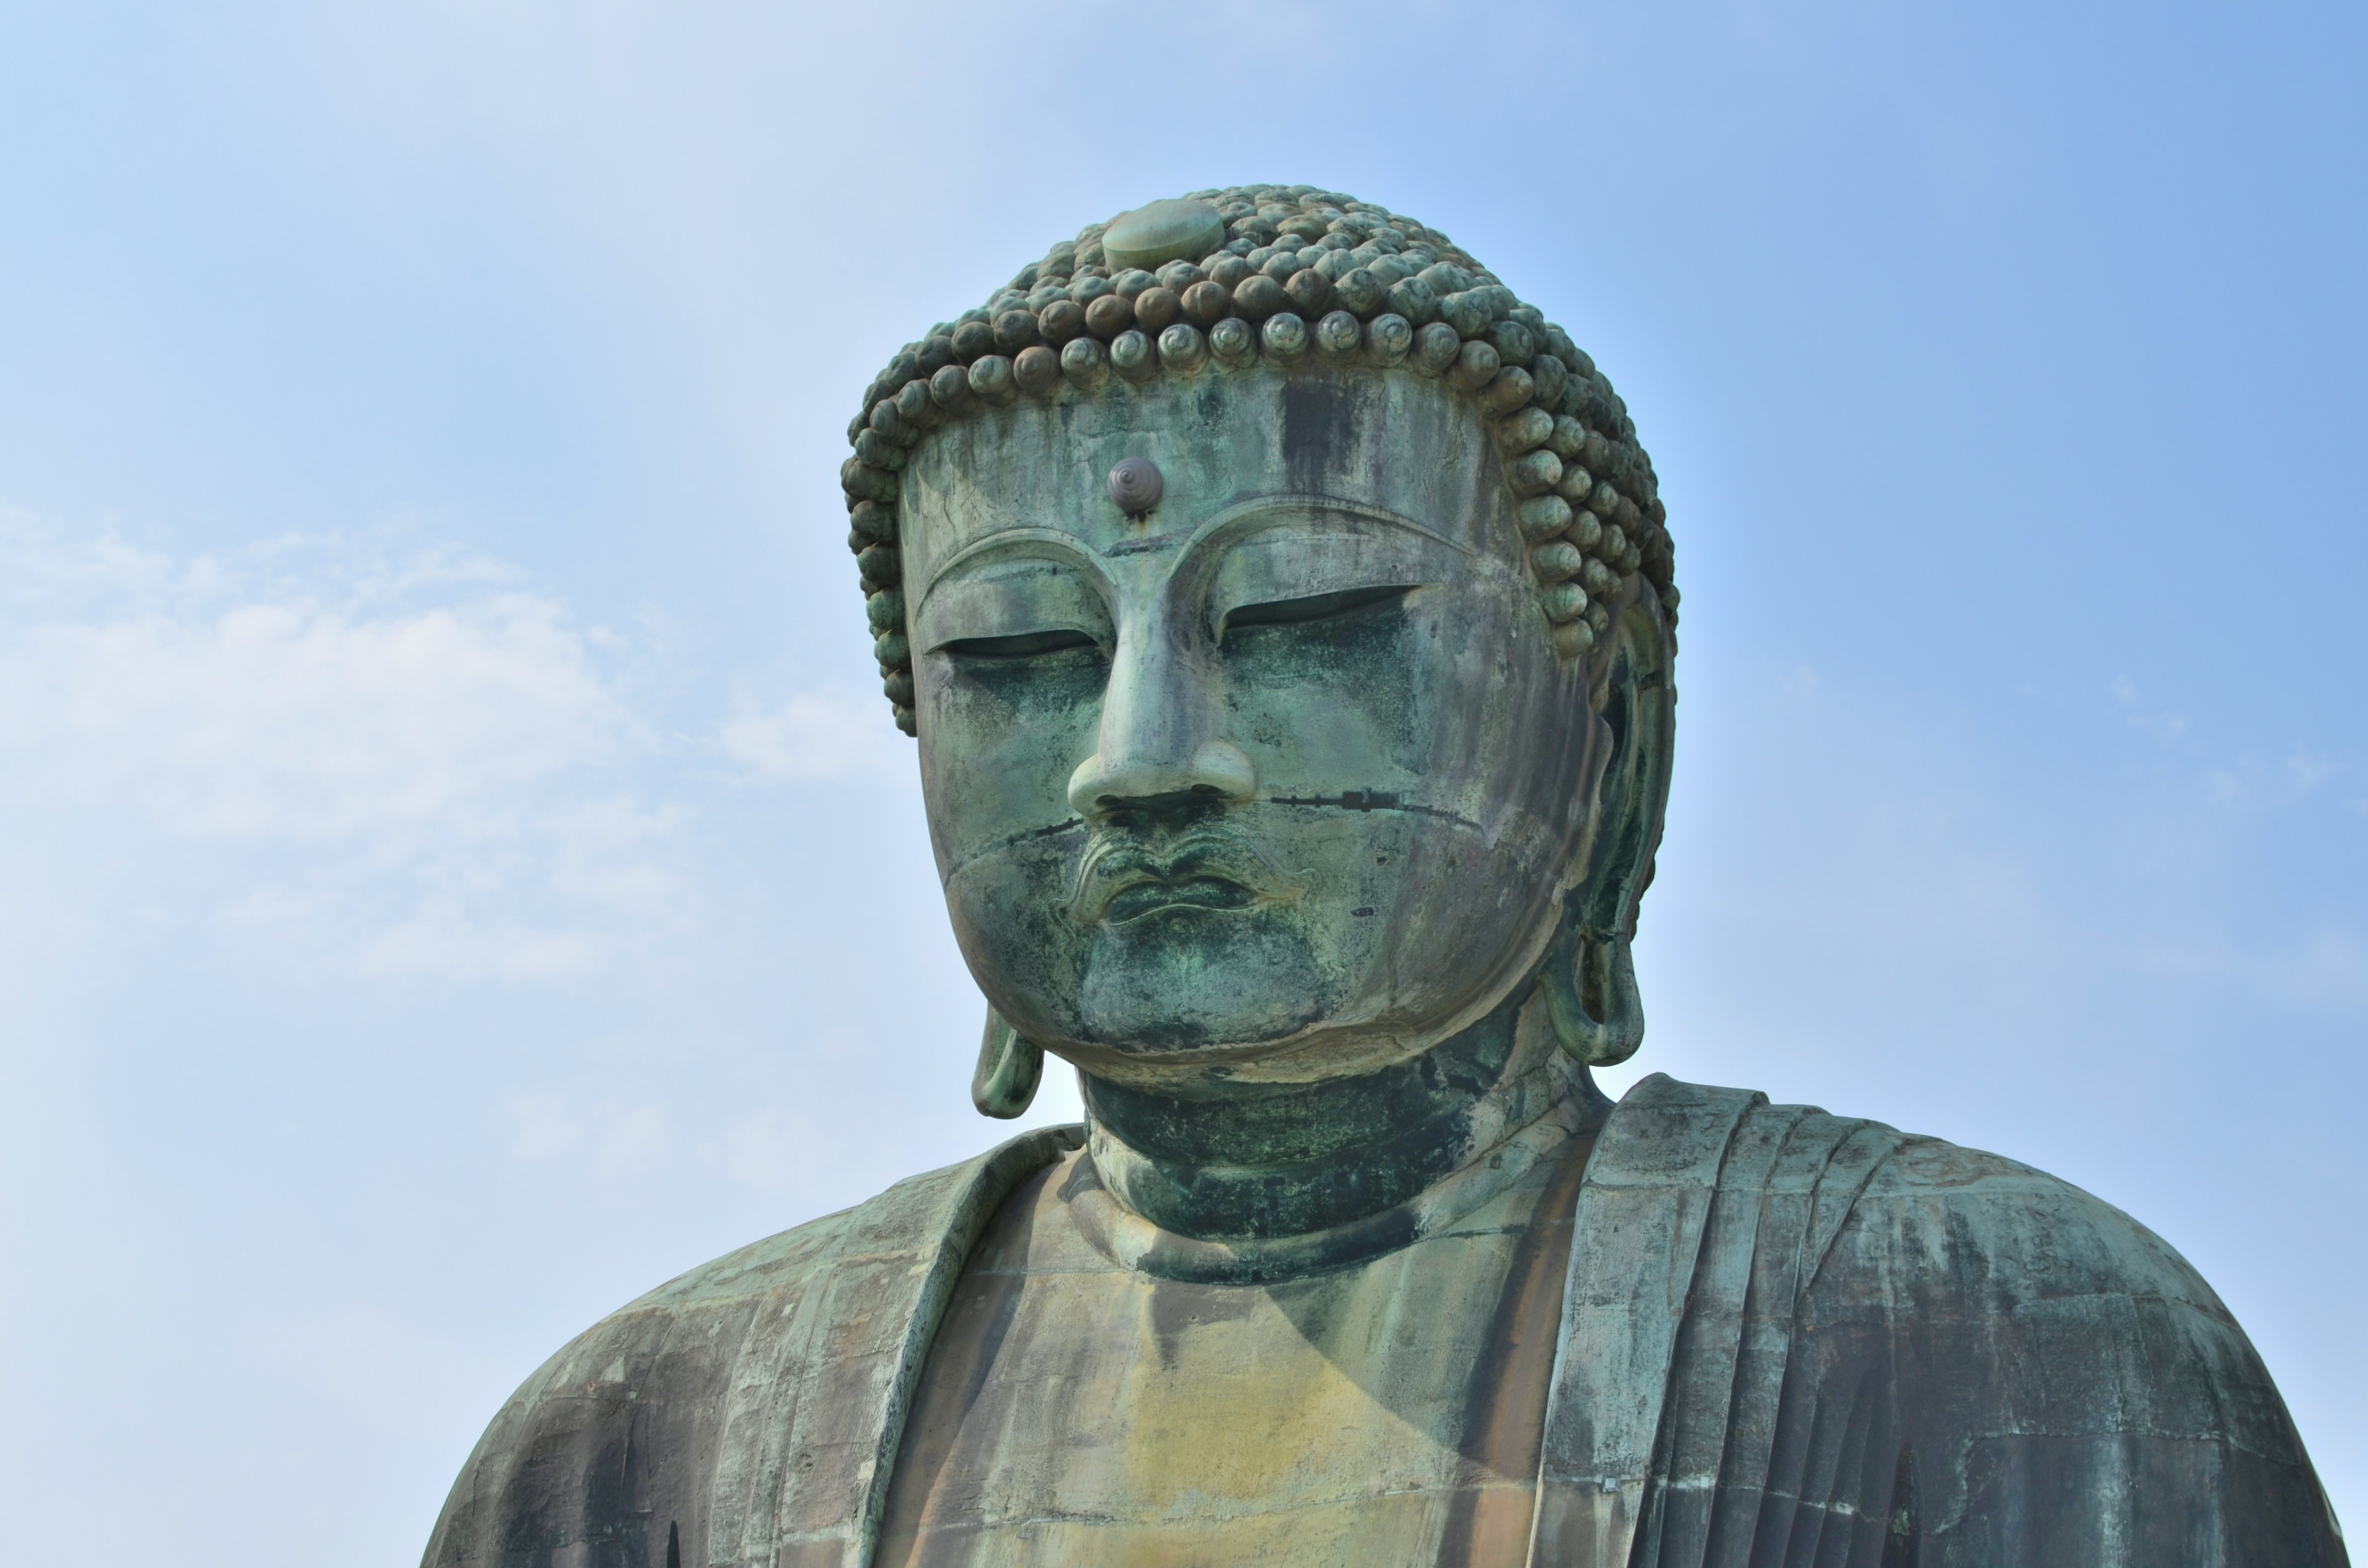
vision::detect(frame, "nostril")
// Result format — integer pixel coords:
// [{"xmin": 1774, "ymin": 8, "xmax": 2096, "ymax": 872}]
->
[{"xmin": 1068, "ymin": 740, "xmax": 1257, "ymax": 819}]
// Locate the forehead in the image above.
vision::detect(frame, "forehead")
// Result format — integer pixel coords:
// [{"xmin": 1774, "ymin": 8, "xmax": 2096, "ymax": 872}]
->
[{"xmin": 898, "ymin": 369, "xmax": 1513, "ymax": 587}]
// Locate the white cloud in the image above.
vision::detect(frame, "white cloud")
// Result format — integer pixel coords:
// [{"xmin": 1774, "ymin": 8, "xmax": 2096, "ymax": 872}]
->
[
  {"xmin": 0, "ymin": 549, "xmax": 625, "ymax": 840},
  {"xmin": 2109, "ymin": 673, "xmax": 2189, "ymax": 741},
  {"xmin": 0, "ymin": 516, "xmax": 889, "ymax": 985},
  {"xmin": 2281, "ymin": 749, "xmax": 2338, "ymax": 795},
  {"xmin": 236, "ymin": 1303, "xmax": 490, "ymax": 1432},
  {"xmin": 2128, "ymin": 926, "xmax": 2368, "ymax": 1011},
  {"xmin": 720, "ymin": 687, "xmax": 908, "ymax": 784},
  {"xmin": 704, "ymin": 1101, "xmax": 836, "ymax": 1195},
  {"xmin": 2203, "ymin": 749, "xmax": 2353, "ymax": 811},
  {"xmin": 358, "ymin": 905, "xmax": 599, "ymax": 981},
  {"xmin": 504, "ymin": 1093, "xmax": 675, "ymax": 1175}
]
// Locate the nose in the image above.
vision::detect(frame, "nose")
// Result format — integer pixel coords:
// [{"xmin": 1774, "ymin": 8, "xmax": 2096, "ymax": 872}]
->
[
  {"xmin": 1068, "ymin": 737, "xmax": 1259, "ymax": 819},
  {"xmin": 1066, "ymin": 613, "xmax": 1257, "ymax": 820}
]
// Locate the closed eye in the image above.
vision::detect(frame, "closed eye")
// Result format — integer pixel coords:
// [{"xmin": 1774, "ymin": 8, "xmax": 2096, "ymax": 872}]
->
[
  {"xmin": 1222, "ymin": 584, "xmax": 1415, "ymax": 639},
  {"xmin": 939, "ymin": 627, "xmax": 1103, "ymax": 661}
]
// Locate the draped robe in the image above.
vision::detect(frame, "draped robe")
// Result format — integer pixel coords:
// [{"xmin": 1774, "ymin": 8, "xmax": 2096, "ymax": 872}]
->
[{"xmin": 423, "ymin": 1075, "xmax": 2346, "ymax": 1567}]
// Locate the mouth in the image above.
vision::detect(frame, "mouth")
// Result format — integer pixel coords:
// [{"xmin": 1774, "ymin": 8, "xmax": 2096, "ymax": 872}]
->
[
  {"xmin": 1067, "ymin": 827, "xmax": 1309, "ymax": 927},
  {"xmin": 1102, "ymin": 874, "xmax": 1262, "ymax": 924}
]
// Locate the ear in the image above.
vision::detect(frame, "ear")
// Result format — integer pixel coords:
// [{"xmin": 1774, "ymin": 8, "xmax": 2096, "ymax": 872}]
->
[
  {"xmin": 1539, "ymin": 586, "xmax": 1677, "ymax": 1066},
  {"xmin": 973, "ymin": 1006, "xmax": 1045, "ymax": 1118}
]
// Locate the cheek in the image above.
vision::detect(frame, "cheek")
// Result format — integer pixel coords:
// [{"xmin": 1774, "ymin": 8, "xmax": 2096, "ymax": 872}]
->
[
  {"xmin": 918, "ymin": 646, "xmax": 1105, "ymax": 869},
  {"xmin": 939, "ymin": 837, "xmax": 1089, "ymax": 1037},
  {"xmin": 926, "ymin": 642, "xmax": 1108, "ymax": 730},
  {"xmin": 1219, "ymin": 579, "xmax": 1561, "ymax": 805},
  {"xmin": 1403, "ymin": 577, "xmax": 1595, "ymax": 847},
  {"xmin": 1217, "ymin": 601, "xmax": 1428, "ymax": 782},
  {"xmin": 1224, "ymin": 581, "xmax": 1592, "ymax": 1024}
]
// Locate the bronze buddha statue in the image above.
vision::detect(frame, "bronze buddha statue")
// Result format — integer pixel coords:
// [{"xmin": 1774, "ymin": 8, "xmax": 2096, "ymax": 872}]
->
[{"xmin": 423, "ymin": 187, "xmax": 2346, "ymax": 1567}]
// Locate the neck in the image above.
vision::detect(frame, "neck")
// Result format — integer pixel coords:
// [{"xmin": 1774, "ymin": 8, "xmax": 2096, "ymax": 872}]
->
[{"xmin": 1078, "ymin": 982, "xmax": 1601, "ymax": 1243}]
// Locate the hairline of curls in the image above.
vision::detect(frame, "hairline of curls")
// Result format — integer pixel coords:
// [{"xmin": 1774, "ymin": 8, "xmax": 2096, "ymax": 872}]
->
[{"xmin": 839, "ymin": 184, "xmax": 1680, "ymax": 737}]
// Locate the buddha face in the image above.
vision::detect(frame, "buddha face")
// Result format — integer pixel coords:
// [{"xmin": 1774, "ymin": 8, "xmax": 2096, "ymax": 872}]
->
[{"xmin": 900, "ymin": 368, "xmax": 1610, "ymax": 1086}]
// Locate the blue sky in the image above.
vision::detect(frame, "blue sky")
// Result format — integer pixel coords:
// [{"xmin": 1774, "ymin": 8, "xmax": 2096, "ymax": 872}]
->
[{"xmin": 1, "ymin": 2, "xmax": 2361, "ymax": 1559}]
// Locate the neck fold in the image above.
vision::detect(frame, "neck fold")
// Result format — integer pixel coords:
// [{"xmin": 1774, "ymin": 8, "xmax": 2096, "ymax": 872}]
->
[{"xmin": 1071, "ymin": 985, "xmax": 1608, "ymax": 1283}]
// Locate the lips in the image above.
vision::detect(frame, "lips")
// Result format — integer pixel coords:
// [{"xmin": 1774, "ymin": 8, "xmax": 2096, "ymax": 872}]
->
[
  {"xmin": 1067, "ymin": 827, "xmax": 1309, "ymax": 927},
  {"xmin": 1102, "ymin": 873, "xmax": 1262, "ymax": 924}
]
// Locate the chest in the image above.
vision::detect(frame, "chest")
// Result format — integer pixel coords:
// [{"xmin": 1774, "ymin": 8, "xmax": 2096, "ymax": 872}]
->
[{"xmin": 873, "ymin": 1149, "xmax": 1581, "ymax": 1568}]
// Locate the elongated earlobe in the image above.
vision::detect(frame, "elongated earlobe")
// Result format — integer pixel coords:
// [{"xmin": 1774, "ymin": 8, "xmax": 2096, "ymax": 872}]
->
[
  {"xmin": 1537, "ymin": 590, "xmax": 1671, "ymax": 1069},
  {"xmin": 1537, "ymin": 919, "xmax": 1645, "ymax": 1067},
  {"xmin": 972, "ymin": 1008, "xmax": 1044, "ymax": 1119}
]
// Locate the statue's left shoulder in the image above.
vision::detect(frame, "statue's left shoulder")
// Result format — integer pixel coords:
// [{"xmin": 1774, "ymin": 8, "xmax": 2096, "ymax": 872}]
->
[
  {"xmin": 1569, "ymin": 1080, "xmax": 2343, "ymax": 1562},
  {"xmin": 1798, "ymin": 1112, "xmax": 2348, "ymax": 1563},
  {"xmin": 1838, "ymin": 1120, "xmax": 2238, "ymax": 1323}
]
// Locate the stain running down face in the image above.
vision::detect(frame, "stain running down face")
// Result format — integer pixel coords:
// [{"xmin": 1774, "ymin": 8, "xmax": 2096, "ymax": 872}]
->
[{"xmin": 903, "ymin": 366, "xmax": 1625, "ymax": 1087}]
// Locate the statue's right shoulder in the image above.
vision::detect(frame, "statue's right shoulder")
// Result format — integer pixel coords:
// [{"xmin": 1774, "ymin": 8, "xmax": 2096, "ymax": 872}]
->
[
  {"xmin": 422, "ymin": 1124, "xmax": 1082, "ymax": 1568},
  {"xmin": 419, "ymin": 1198, "xmax": 868, "ymax": 1567}
]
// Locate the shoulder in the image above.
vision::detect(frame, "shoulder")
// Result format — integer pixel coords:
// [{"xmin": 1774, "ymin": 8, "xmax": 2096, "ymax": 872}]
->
[
  {"xmin": 1607, "ymin": 1075, "xmax": 2226, "ymax": 1318},
  {"xmin": 1765, "ymin": 1096, "xmax": 2325, "ymax": 1482},
  {"xmin": 1823, "ymin": 1114, "xmax": 2248, "ymax": 1341},
  {"xmin": 424, "ymin": 1127, "xmax": 1080, "ymax": 1566},
  {"xmin": 471, "ymin": 1166, "xmax": 912, "ymax": 1437},
  {"xmin": 1619, "ymin": 1077, "xmax": 2290, "ymax": 1433},
  {"xmin": 422, "ymin": 1202, "xmax": 860, "ymax": 1566},
  {"xmin": 1585, "ymin": 1080, "xmax": 2341, "ymax": 1562},
  {"xmin": 1645, "ymin": 1080, "xmax": 2340, "ymax": 1551}
]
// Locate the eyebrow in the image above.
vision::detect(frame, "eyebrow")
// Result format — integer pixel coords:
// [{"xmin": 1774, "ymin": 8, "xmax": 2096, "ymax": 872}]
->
[
  {"xmin": 914, "ymin": 529, "xmax": 1111, "ymax": 618},
  {"xmin": 915, "ymin": 495, "xmax": 1471, "ymax": 614},
  {"xmin": 1105, "ymin": 531, "xmax": 1189, "ymax": 557},
  {"xmin": 1182, "ymin": 495, "xmax": 1471, "ymax": 562}
]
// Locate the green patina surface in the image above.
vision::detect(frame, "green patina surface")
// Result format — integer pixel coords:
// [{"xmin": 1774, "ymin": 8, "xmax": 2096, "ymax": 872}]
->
[{"xmin": 421, "ymin": 187, "xmax": 2346, "ymax": 1568}]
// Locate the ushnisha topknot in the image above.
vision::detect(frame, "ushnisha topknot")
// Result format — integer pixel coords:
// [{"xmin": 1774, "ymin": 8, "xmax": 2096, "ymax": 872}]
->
[{"xmin": 841, "ymin": 185, "xmax": 1677, "ymax": 737}]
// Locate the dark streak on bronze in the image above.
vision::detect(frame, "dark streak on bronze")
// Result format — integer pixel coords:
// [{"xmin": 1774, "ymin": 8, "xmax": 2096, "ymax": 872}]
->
[
  {"xmin": 1268, "ymin": 792, "xmax": 1487, "ymax": 834},
  {"xmin": 1433, "ymin": 1128, "xmax": 1598, "ymax": 1567},
  {"xmin": 872, "ymin": 1163, "xmax": 1057, "ymax": 1568}
]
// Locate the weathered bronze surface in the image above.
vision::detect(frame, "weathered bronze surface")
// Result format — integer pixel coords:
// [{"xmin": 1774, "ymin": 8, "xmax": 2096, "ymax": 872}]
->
[{"xmin": 423, "ymin": 187, "xmax": 2346, "ymax": 1567}]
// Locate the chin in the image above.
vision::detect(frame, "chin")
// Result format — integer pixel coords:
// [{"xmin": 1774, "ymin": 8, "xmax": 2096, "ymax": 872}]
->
[{"xmin": 1069, "ymin": 903, "xmax": 1336, "ymax": 1058}]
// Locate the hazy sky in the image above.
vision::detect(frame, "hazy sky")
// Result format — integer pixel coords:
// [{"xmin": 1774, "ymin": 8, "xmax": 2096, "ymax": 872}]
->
[{"xmin": 1, "ymin": 2, "xmax": 2361, "ymax": 1560}]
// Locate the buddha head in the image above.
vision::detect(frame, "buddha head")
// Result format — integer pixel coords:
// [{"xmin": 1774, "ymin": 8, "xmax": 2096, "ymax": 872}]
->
[{"xmin": 838, "ymin": 187, "xmax": 1679, "ymax": 1114}]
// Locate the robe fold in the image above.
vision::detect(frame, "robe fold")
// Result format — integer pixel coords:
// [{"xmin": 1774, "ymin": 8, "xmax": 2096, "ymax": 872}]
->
[{"xmin": 423, "ymin": 1077, "xmax": 2345, "ymax": 1567}]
